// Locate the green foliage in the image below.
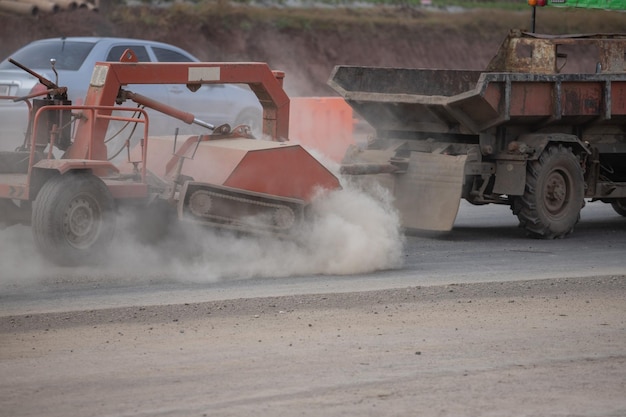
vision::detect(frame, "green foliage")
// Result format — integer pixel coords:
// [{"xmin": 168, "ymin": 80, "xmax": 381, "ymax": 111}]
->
[
  {"xmin": 433, "ymin": 0, "xmax": 527, "ymax": 10},
  {"xmin": 111, "ymin": 0, "xmax": 625, "ymax": 35}
]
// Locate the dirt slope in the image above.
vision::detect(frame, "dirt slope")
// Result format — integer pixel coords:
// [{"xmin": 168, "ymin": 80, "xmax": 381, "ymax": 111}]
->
[{"xmin": 2, "ymin": 6, "xmax": 625, "ymax": 96}]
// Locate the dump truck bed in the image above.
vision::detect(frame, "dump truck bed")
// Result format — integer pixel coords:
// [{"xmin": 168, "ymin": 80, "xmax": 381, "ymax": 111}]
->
[
  {"xmin": 328, "ymin": 30, "xmax": 626, "ymax": 238},
  {"xmin": 329, "ymin": 66, "xmax": 626, "ymax": 137}
]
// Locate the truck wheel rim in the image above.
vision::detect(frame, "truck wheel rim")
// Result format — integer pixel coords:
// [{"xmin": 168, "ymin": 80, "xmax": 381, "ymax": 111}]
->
[
  {"xmin": 544, "ymin": 169, "xmax": 570, "ymax": 216},
  {"xmin": 64, "ymin": 196, "xmax": 100, "ymax": 249}
]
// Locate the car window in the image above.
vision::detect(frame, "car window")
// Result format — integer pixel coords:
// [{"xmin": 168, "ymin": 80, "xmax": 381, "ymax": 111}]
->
[
  {"xmin": 152, "ymin": 47, "xmax": 194, "ymax": 62},
  {"xmin": 106, "ymin": 45, "xmax": 150, "ymax": 62},
  {"xmin": 0, "ymin": 40, "xmax": 95, "ymax": 70}
]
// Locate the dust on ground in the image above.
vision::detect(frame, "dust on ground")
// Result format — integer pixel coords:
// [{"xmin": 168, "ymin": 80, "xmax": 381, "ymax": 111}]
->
[{"xmin": 1, "ymin": 276, "xmax": 625, "ymax": 417}]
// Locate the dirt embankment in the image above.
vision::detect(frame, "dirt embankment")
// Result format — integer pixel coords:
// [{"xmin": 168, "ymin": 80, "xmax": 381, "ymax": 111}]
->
[{"xmin": 2, "ymin": 6, "xmax": 625, "ymax": 96}]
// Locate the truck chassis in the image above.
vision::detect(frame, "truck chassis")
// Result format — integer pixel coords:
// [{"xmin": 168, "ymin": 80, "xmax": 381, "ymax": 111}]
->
[{"xmin": 331, "ymin": 30, "xmax": 626, "ymax": 238}]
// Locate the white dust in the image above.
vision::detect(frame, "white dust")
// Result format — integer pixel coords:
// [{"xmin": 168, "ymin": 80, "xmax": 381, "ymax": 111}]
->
[
  {"xmin": 106, "ymin": 173, "xmax": 404, "ymax": 281},
  {"xmin": 0, "ymin": 171, "xmax": 404, "ymax": 288}
]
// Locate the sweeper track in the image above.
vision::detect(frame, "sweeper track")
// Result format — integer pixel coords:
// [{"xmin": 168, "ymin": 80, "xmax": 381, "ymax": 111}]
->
[{"xmin": 180, "ymin": 182, "xmax": 305, "ymax": 235}]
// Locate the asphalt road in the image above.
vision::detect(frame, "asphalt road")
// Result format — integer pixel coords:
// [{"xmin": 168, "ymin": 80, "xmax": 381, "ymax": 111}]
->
[
  {"xmin": 1, "ymin": 199, "xmax": 625, "ymax": 417},
  {"xmin": 1, "ymin": 200, "xmax": 624, "ymax": 316}
]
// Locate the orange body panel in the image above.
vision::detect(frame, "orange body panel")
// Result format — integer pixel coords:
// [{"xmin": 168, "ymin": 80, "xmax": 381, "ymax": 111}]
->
[
  {"xmin": 222, "ymin": 144, "xmax": 340, "ymax": 201},
  {"xmin": 1, "ymin": 60, "xmax": 340, "ymax": 210},
  {"xmin": 289, "ymin": 97, "xmax": 355, "ymax": 162},
  {"xmin": 0, "ymin": 180, "xmax": 27, "ymax": 199},
  {"xmin": 34, "ymin": 158, "xmax": 119, "ymax": 176},
  {"xmin": 137, "ymin": 136, "xmax": 340, "ymax": 202}
]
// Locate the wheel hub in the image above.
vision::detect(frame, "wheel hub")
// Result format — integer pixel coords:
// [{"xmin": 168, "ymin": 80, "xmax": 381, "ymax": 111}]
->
[
  {"xmin": 64, "ymin": 197, "xmax": 99, "ymax": 248},
  {"xmin": 544, "ymin": 171, "xmax": 568, "ymax": 214}
]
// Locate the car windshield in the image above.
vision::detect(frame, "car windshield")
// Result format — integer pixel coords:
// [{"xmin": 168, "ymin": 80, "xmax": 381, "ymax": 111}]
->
[
  {"xmin": 152, "ymin": 47, "xmax": 194, "ymax": 62},
  {"xmin": 0, "ymin": 40, "xmax": 95, "ymax": 71}
]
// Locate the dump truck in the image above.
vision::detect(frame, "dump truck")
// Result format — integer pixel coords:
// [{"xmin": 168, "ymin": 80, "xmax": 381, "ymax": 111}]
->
[
  {"xmin": 0, "ymin": 50, "xmax": 340, "ymax": 265},
  {"xmin": 330, "ymin": 29, "xmax": 626, "ymax": 238}
]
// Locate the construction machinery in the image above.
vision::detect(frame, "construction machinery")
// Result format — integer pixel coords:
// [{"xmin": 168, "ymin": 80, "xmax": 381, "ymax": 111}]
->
[
  {"xmin": 0, "ymin": 50, "xmax": 340, "ymax": 265},
  {"xmin": 330, "ymin": 29, "xmax": 626, "ymax": 238}
]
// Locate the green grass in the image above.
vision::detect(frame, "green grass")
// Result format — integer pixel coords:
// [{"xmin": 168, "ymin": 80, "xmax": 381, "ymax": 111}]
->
[{"xmin": 111, "ymin": 0, "xmax": 625, "ymax": 34}]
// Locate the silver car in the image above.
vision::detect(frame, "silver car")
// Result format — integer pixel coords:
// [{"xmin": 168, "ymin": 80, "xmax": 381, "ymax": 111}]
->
[{"xmin": 0, "ymin": 37, "xmax": 263, "ymax": 151}]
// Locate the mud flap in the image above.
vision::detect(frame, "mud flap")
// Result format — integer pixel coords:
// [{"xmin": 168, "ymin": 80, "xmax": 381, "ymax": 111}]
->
[{"xmin": 394, "ymin": 152, "xmax": 467, "ymax": 232}]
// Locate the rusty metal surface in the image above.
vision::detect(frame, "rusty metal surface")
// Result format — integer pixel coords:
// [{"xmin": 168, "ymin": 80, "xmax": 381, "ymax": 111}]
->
[
  {"xmin": 329, "ymin": 30, "xmax": 626, "ymax": 139},
  {"xmin": 487, "ymin": 30, "xmax": 626, "ymax": 74},
  {"xmin": 329, "ymin": 66, "xmax": 626, "ymax": 137},
  {"xmin": 330, "ymin": 31, "xmax": 626, "ymax": 229}
]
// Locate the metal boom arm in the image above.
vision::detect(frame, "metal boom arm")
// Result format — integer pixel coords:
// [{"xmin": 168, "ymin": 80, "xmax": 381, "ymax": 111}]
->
[{"xmin": 67, "ymin": 61, "xmax": 290, "ymax": 160}]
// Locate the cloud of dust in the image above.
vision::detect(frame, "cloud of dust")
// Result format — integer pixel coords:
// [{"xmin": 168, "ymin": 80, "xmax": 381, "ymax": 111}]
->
[
  {"xmin": 0, "ymin": 168, "xmax": 404, "ymax": 288},
  {"xmin": 103, "ymin": 172, "xmax": 404, "ymax": 283},
  {"xmin": 0, "ymin": 224, "xmax": 52, "ymax": 286}
]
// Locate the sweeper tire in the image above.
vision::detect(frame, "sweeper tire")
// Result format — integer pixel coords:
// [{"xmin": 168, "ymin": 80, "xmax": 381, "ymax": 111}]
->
[{"xmin": 32, "ymin": 172, "xmax": 116, "ymax": 266}]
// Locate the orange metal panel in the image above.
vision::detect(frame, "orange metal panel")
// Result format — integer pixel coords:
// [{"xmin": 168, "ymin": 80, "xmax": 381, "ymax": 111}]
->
[
  {"xmin": 133, "ymin": 136, "xmax": 340, "ymax": 201},
  {"xmin": 136, "ymin": 136, "xmax": 252, "ymax": 184},
  {"xmin": 0, "ymin": 182, "xmax": 28, "ymax": 199},
  {"xmin": 123, "ymin": 135, "xmax": 195, "ymax": 179},
  {"xmin": 33, "ymin": 159, "xmax": 119, "ymax": 176},
  {"xmin": 173, "ymin": 139, "xmax": 250, "ymax": 185},
  {"xmin": 70, "ymin": 62, "xmax": 291, "ymax": 161},
  {"xmin": 289, "ymin": 97, "xmax": 355, "ymax": 162},
  {"xmin": 224, "ymin": 144, "xmax": 340, "ymax": 201}
]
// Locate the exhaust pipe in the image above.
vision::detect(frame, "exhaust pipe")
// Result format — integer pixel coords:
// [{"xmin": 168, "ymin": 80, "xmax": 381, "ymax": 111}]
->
[
  {"xmin": 57, "ymin": 0, "xmax": 96, "ymax": 10},
  {"xmin": 0, "ymin": 0, "xmax": 98, "ymax": 15},
  {"xmin": 0, "ymin": 0, "xmax": 39, "ymax": 15},
  {"xmin": 20, "ymin": 0, "xmax": 59, "ymax": 13},
  {"xmin": 55, "ymin": 0, "xmax": 78, "ymax": 10}
]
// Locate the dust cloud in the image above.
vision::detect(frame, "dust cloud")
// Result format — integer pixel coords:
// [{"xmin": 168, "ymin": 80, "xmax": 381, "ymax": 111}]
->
[
  {"xmin": 167, "ymin": 181, "xmax": 404, "ymax": 281},
  {"xmin": 0, "ymin": 224, "xmax": 50, "ymax": 286},
  {"xmin": 0, "ymin": 173, "xmax": 404, "ymax": 288}
]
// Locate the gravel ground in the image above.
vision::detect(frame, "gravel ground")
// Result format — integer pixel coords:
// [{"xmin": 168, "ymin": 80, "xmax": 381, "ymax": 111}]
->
[{"xmin": 1, "ymin": 275, "xmax": 625, "ymax": 417}]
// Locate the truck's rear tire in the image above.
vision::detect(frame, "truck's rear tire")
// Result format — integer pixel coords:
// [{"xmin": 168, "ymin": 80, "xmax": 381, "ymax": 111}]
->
[
  {"xmin": 32, "ymin": 172, "xmax": 116, "ymax": 266},
  {"xmin": 513, "ymin": 145, "xmax": 584, "ymax": 239},
  {"xmin": 610, "ymin": 199, "xmax": 626, "ymax": 217}
]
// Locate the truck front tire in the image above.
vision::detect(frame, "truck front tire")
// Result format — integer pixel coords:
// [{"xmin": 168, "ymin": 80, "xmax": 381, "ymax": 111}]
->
[
  {"xmin": 513, "ymin": 145, "xmax": 584, "ymax": 239},
  {"xmin": 32, "ymin": 172, "xmax": 116, "ymax": 266}
]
